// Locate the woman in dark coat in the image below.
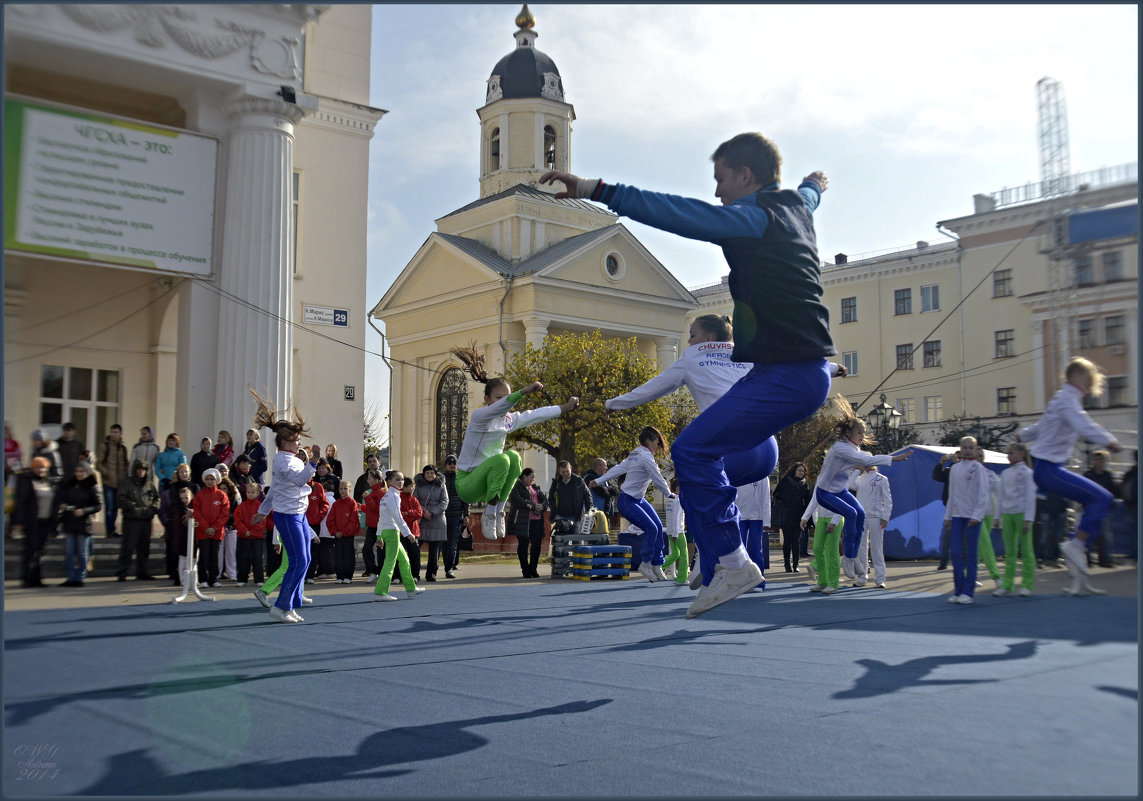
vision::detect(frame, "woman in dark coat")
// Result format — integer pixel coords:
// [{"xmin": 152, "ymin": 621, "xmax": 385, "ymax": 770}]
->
[
  {"xmin": 773, "ymin": 462, "xmax": 813, "ymax": 572},
  {"xmin": 56, "ymin": 460, "xmax": 102, "ymax": 586},
  {"xmin": 414, "ymin": 465, "xmax": 449, "ymax": 581},
  {"xmin": 508, "ymin": 468, "xmax": 547, "ymax": 578},
  {"xmin": 13, "ymin": 456, "xmax": 58, "ymax": 587}
]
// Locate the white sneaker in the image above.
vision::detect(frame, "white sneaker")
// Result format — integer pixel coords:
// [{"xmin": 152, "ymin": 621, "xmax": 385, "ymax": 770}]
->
[
  {"xmin": 236, "ymin": 582, "xmax": 246, "ymax": 587},
  {"xmin": 651, "ymin": 565, "xmax": 669, "ymax": 582},
  {"xmin": 806, "ymin": 563, "xmax": 817, "ymax": 583},
  {"xmin": 842, "ymin": 558, "xmax": 855, "ymax": 580},
  {"xmin": 853, "ymin": 579, "xmax": 867, "ymax": 588},
  {"xmin": 253, "ymin": 589, "xmax": 270, "ymax": 608},
  {"xmin": 688, "ymin": 568, "xmax": 704, "ymax": 590},
  {"xmin": 406, "ymin": 587, "xmax": 425, "ymax": 598},
  {"xmin": 269, "ymin": 606, "xmax": 296, "ymax": 623},
  {"xmin": 1061, "ymin": 539, "xmax": 1090, "ymax": 575},
  {"xmin": 211, "ymin": 582, "xmax": 222, "ymax": 588},
  {"xmin": 993, "ymin": 587, "xmax": 1010, "ymax": 596},
  {"xmin": 821, "ymin": 585, "xmax": 838, "ymax": 595},
  {"xmin": 1017, "ymin": 587, "xmax": 1032, "ymax": 597},
  {"xmin": 993, "ymin": 577, "xmax": 1002, "ymax": 590},
  {"xmin": 1082, "ymin": 577, "xmax": 1106, "ymax": 595},
  {"xmin": 481, "ymin": 509, "xmax": 498, "ymax": 540},
  {"xmin": 637, "ymin": 563, "xmax": 659, "ymax": 582},
  {"xmin": 809, "ymin": 584, "xmax": 824, "ymax": 592},
  {"xmin": 374, "ymin": 594, "xmax": 398, "ymax": 601},
  {"xmin": 663, "ymin": 564, "xmax": 677, "ymax": 580},
  {"xmin": 301, "ymin": 595, "xmax": 313, "ymax": 605},
  {"xmin": 685, "ymin": 561, "xmax": 762, "ymax": 618},
  {"xmin": 198, "ymin": 581, "xmax": 208, "ymax": 588},
  {"xmin": 876, "ymin": 582, "xmax": 886, "ymax": 588},
  {"xmin": 956, "ymin": 594, "xmax": 974, "ymax": 605},
  {"xmin": 288, "ymin": 610, "xmax": 304, "ymax": 622},
  {"xmin": 495, "ymin": 512, "xmax": 507, "ymax": 540},
  {"xmin": 948, "ymin": 594, "xmax": 962, "ymax": 603}
]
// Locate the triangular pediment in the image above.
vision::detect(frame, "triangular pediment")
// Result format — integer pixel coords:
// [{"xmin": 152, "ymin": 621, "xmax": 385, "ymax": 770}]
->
[{"xmin": 372, "ymin": 233, "xmax": 510, "ymax": 315}]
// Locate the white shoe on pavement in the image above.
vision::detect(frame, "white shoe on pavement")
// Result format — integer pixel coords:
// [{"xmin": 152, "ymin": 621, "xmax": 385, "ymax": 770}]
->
[
  {"xmin": 254, "ymin": 589, "xmax": 270, "ymax": 608},
  {"xmin": 638, "ymin": 562, "xmax": 658, "ymax": 582},
  {"xmin": 809, "ymin": 584, "xmax": 824, "ymax": 592},
  {"xmin": 1061, "ymin": 539, "xmax": 1090, "ymax": 575},
  {"xmin": 301, "ymin": 595, "xmax": 313, "ymax": 605},
  {"xmin": 1017, "ymin": 587, "xmax": 1032, "ymax": 597},
  {"xmin": 842, "ymin": 558, "xmax": 855, "ymax": 580},
  {"xmin": 269, "ymin": 606, "xmax": 296, "ymax": 623},
  {"xmin": 993, "ymin": 587, "xmax": 1010, "ymax": 596},
  {"xmin": 806, "ymin": 563, "xmax": 817, "ymax": 583},
  {"xmin": 956, "ymin": 594, "xmax": 974, "ymax": 605},
  {"xmin": 821, "ymin": 585, "xmax": 838, "ymax": 595},
  {"xmin": 288, "ymin": 610, "xmax": 304, "ymax": 622},
  {"xmin": 375, "ymin": 594, "xmax": 398, "ymax": 601},
  {"xmin": 948, "ymin": 594, "xmax": 962, "ymax": 603},
  {"xmin": 651, "ymin": 565, "xmax": 669, "ymax": 582},
  {"xmin": 406, "ymin": 587, "xmax": 426, "ymax": 598},
  {"xmin": 685, "ymin": 562, "xmax": 762, "ymax": 618}
]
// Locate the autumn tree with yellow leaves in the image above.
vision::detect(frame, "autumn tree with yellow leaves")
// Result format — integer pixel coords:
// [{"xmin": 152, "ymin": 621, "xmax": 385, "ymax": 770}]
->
[{"xmin": 503, "ymin": 330, "xmax": 694, "ymax": 470}]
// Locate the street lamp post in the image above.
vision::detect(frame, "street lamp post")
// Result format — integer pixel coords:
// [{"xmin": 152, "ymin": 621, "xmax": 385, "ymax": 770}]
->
[{"xmin": 866, "ymin": 393, "xmax": 904, "ymax": 453}]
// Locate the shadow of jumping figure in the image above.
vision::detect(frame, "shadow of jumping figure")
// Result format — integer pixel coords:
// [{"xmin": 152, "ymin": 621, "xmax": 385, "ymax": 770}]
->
[
  {"xmin": 834, "ymin": 640, "xmax": 1040, "ymax": 699},
  {"xmin": 77, "ymin": 698, "xmax": 613, "ymax": 796}
]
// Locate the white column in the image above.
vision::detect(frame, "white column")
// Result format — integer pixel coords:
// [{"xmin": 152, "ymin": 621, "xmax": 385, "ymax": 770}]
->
[
  {"xmin": 523, "ymin": 317, "xmax": 549, "ymax": 350},
  {"xmin": 214, "ymin": 95, "xmax": 305, "ymax": 434},
  {"xmin": 655, "ymin": 336, "xmax": 678, "ymax": 367}
]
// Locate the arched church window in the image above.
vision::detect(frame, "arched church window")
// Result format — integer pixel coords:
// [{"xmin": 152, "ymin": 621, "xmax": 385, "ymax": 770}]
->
[
  {"xmin": 490, "ymin": 127, "xmax": 500, "ymax": 171},
  {"xmin": 436, "ymin": 368, "xmax": 468, "ymax": 466},
  {"xmin": 544, "ymin": 125, "xmax": 557, "ymax": 170}
]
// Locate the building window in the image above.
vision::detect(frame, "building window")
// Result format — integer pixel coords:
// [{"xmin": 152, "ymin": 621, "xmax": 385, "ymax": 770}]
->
[
  {"xmin": 1107, "ymin": 376, "xmax": 1129, "ymax": 407},
  {"xmin": 895, "ymin": 344, "xmax": 914, "ymax": 370},
  {"xmin": 922, "ymin": 340, "xmax": 941, "ymax": 368},
  {"xmin": 1074, "ymin": 256, "xmax": 1094, "ymax": 286},
  {"xmin": 893, "ymin": 288, "xmax": 912, "ymax": 315},
  {"xmin": 543, "ymin": 124, "xmax": 557, "ymax": 170},
  {"xmin": 842, "ymin": 350, "xmax": 858, "ymax": 376},
  {"xmin": 995, "ymin": 329, "xmax": 1015, "ymax": 358},
  {"xmin": 489, "ymin": 127, "xmax": 500, "ymax": 171},
  {"xmin": 896, "ymin": 398, "xmax": 915, "ymax": 424},
  {"xmin": 436, "ymin": 368, "xmax": 469, "ymax": 467},
  {"xmin": 602, "ymin": 251, "xmax": 625, "ymax": 281},
  {"xmin": 924, "ymin": 395, "xmax": 944, "ymax": 423},
  {"xmin": 39, "ymin": 365, "xmax": 120, "ymax": 450},
  {"xmin": 840, "ymin": 296, "xmax": 857, "ymax": 323},
  {"xmin": 997, "ymin": 386, "xmax": 1017, "ymax": 416},
  {"xmin": 292, "ymin": 170, "xmax": 300, "ymax": 274},
  {"xmin": 1104, "ymin": 315, "xmax": 1125, "ymax": 346},
  {"xmin": 993, "ymin": 269, "xmax": 1013, "ymax": 298},
  {"xmin": 1076, "ymin": 318, "xmax": 1095, "ymax": 349},
  {"xmin": 921, "ymin": 284, "xmax": 940, "ymax": 312},
  {"xmin": 1101, "ymin": 250, "xmax": 1123, "ymax": 282}
]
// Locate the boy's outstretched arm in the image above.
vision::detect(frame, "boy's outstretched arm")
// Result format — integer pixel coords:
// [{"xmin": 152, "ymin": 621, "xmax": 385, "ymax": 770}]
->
[
  {"xmin": 802, "ymin": 171, "xmax": 829, "ymax": 192},
  {"xmin": 540, "ymin": 170, "xmax": 599, "ymax": 199}
]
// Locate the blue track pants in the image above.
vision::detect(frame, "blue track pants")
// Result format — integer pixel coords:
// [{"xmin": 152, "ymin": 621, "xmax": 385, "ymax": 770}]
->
[
  {"xmin": 274, "ymin": 512, "xmax": 311, "ymax": 613},
  {"xmin": 815, "ymin": 487, "xmax": 865, "ymax": 559},
  {"xmin": 617, "ymin": 493, "xmax": 664, "ymax": 566},
  {"xmin": 1032, "ymin": 459, "xmax": 1113, "ymax": 547}
]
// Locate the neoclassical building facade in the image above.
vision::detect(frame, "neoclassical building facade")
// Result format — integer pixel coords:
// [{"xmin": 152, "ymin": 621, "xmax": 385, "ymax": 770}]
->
[
  {"xmin": 4, "ymin": 4, "xmax": 382, "ymax": 464},
  {"xmin": 372, "ymin": 9, "xmax": 697, "ymax": 486}
]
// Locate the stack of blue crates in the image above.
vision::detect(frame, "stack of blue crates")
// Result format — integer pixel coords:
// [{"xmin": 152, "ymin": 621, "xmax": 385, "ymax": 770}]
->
[{"xmin": 570, "ymin": 544, "xmax": 632, "ymax": 581}]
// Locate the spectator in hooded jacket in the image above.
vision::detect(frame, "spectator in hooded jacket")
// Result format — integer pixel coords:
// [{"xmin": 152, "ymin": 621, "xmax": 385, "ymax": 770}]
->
[
  {"xmin": 159, "ymin": 462, "xmax": 196, "ymax": 584},
  {"xmin": 57, "ymin": 460, "xmax": 101, "ymax": 586},
  {"xmin": 30, "ymin": 429, "xmax": 62, "ymax": 483},
  {"xmin": 192, "ymin": 468, "xmax": 230, "ymax": 587},
  {"xmin": 508, "ymin": 468, "xmax": 547, "ymax": 579},
  {"xmin": 414, "ymin": 465, "xmax": 449, "ymax": 581},
  {"xmin": 325, "ymin": 444, "xmax": 344, "ymax": 480},
  {"xmin": 190, "ymin": 437, "xmax": 221, "ymax": 487},
  {"xmin": 441, "ymin": 454, "xmax": 468, "ymax": 578},
  {"xmin": 242, "ymin": 428, "xmax": 268, "ymax": 484},
  {"xmin": 115, "ymin": 458, "xmax": 160, "ymax": 581},
  {"xmin": 57, "ymin": 422, "xmax": 83, "ymax": 479},
  {"xmin": 131, "ymin": 426, "xmax": 160, "ymax": 481}
]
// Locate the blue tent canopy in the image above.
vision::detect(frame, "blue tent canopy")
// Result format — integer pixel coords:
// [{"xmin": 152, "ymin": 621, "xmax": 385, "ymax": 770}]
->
[{"xmin": 880, "ymin": 445, "xmax": 1006, "ymax": 559}]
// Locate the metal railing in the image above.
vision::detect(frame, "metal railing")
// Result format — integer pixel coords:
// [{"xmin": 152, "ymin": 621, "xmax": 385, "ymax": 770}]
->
[{"xmin": 989, "ymin": 162, "xmax": 1137, "ymax": 209}]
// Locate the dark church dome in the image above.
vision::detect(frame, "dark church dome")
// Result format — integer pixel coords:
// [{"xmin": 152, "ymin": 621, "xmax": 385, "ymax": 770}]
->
[{"xmin": 485, "ymin": 5, "xmax": 565, "ymax": 104}]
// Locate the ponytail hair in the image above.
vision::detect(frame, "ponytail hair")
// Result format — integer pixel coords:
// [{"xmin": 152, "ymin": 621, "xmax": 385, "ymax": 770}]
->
[
  {"xmin": 693, "ymin": 313, "xmax": 733, "ymax": 342},
  {"xmin": 450, "ymin": 342, "xmax": 509, "ymax": 397},
  {"xmin": 249, "ymin": 388, "xmax": 311, "ymax": 450},
  {"xmin": 638, "ymin": 425, "xmax": 669, "ymax": 455},
  {"xmin": 827, "ymin": 395, "xmax": 876, "ymax": 446}
]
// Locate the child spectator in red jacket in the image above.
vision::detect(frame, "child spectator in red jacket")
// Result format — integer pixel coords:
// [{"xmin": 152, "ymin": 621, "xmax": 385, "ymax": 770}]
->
[
  {"xmin": 398, "ymin": 474, "xmax": 423, "ymax": 582},
  {"xmin": 304, "ymin": 476, "xmax": 330, "ymax": 582},
  {"xmin": 191, "ymin": 468, "xmax": 229, "ymax": 587},
  {"xmin": 234, "ymin": 482, "xmax": 271, "ymax": 586},
  {"xmin": 361, "ymin": 469, "xmax": 385, "ymax": 579},
  {"xmin": 327, "ymin": 480, "xmax": 362, "ymax": 583}
]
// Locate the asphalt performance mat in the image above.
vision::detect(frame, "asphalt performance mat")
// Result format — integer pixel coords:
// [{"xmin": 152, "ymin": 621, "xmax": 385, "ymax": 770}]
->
[{"xmin": 3, "ymin": 580, "xmax": 1138, "ymax": 797}]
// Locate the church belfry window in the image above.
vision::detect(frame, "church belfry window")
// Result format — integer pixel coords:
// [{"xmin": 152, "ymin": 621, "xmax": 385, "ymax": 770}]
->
[
  {"xmin": 543, "ymin": 125, "xmax": 557, "ymax": 169},
  {"xmin": 436, "ymin": 368, "xmax": 468, "ymax": 466},
  {"xmin": 489, "ymin": 127, "xmax": 500, "ymax": 171}
]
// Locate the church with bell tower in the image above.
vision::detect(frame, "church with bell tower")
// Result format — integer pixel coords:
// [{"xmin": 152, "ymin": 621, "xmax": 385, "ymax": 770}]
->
[{"xmin": 371, "ymin": 5, "xmax": 697, "ymax": 485}]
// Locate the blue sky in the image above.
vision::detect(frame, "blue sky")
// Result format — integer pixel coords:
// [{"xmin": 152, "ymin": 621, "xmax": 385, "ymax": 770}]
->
[{"xmin": 362, "ymin": 3, "xmax": 1139, "ymax": 434}]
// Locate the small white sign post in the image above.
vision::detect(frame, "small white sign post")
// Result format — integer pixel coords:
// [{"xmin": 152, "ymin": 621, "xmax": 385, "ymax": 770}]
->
[{"xmin": 171, "ymin": 517, "xmax": 215, "ymax": 604}]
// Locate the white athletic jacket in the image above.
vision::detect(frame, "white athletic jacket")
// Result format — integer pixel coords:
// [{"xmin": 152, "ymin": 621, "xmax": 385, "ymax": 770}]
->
[
  {"xmin": 801, "ymin": 495, "xmax": 841, "ymax": 526},
  {"xmin": 943, "ymin": 459, "xmax": 991, "ymax": 522},
  {"xmin": 998, "ymin": 462, "xmax": 1036, "ymax": 520},
  {"xmin": 605, "ymin": 341, "xmax": 750, "ymax": 414},
  {"xmin": 257, "ymin": 451, "xmax": 316, "ymax": 516},
  {"xmin": 456, "ymin": 391, "xmax": 561, "ymax": 472},
  {"xmin": 595, "ymin": 445, "xmax": 673, "ymax": 500},
  {"xmin": 815, "ymin": 440, "xmax": 892, "ymax": 494},
  {"xmin": 377, "ymin": 488, "xmax": 414, "ymax": 538},
  {"xmin": 665, "ymin": 494, "xmax": 685, "ymax": 538},
  {"xmin": 736, "ymin": 479, "xmax": 771, "ymax": 524},
  {"xmin": 847, "ymin": 469, "xmax": 892, "ymax": 524},
  {"xmin": 983, "ymin": 468, "xmax": 1000, "ymax": 520},
  {"xmin": 1018, "ymin": 383, "xmax": 1114, "ymax": 463}
]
